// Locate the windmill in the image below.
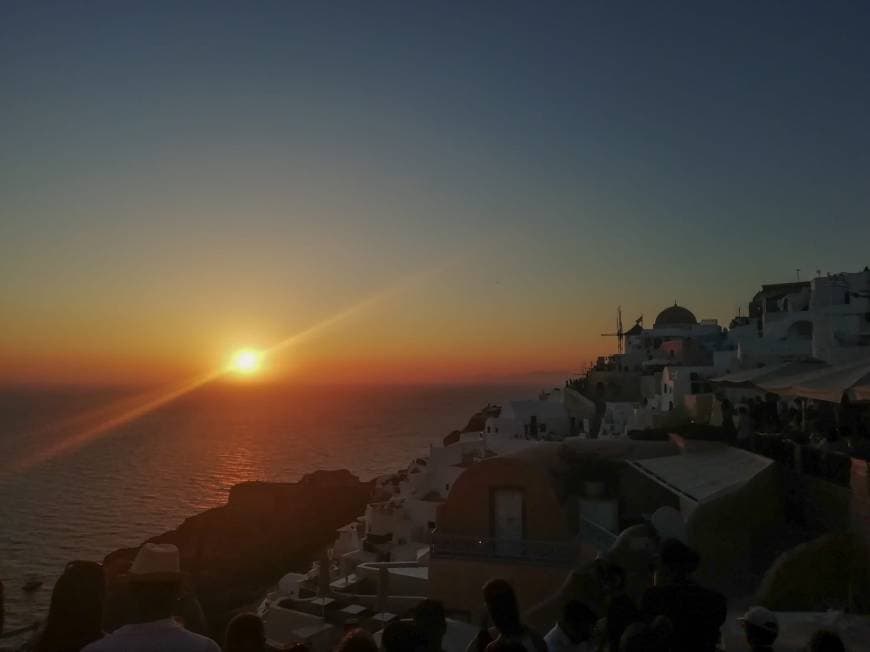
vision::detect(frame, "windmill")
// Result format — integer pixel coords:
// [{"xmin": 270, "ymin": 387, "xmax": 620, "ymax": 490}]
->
[{"xmin": 601, "ymin": 306, "xmax": 625, "ymax": 353}]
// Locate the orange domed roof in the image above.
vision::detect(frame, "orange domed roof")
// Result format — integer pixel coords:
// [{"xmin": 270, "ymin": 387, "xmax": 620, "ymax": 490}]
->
[{"xmin": 653, "ymin": 304, "xmax": 697, "ymax": 328}]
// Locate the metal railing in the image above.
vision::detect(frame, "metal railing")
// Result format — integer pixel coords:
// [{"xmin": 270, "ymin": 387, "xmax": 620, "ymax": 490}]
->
[{"xmin": 430, "ymin": 533, "xmax": 578, "ymax": 565}]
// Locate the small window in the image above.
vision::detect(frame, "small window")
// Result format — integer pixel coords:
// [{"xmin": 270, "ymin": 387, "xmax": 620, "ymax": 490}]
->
[
  {"xmin": 539, "ymin": 423, "xmax": 546, "ymax": 433},
  {"xmin": 845, "ymin": 292, "xmax": 851, "ymax": 304},
  {"xmin": 495, "ymin": 427, "xmax": 499, "ymax": 433},
  {"xmin": 445, "ymin": 483, "xmax": 450, "ymax": 492}
]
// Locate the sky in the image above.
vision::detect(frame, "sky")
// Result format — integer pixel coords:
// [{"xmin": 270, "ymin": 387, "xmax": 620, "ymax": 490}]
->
[{"xmin": 2, "ymin": 1, "xmax": 869, "ymax": 385}]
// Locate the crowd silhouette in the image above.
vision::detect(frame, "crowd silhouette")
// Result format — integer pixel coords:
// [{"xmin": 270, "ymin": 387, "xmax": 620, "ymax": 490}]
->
[{"xmin": 1, "ymin": 538, "xmax": 853, "ymax": 652}]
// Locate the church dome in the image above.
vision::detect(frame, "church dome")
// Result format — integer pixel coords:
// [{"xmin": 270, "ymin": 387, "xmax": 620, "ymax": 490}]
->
[{"xmin": 653, "ymin": 304, "xmax": 697, "ymax": 329}]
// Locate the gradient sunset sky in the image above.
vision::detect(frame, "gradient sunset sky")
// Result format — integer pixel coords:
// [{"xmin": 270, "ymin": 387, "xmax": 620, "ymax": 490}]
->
[{"xmin": 2, "ymin": 2, "xmax": 869, "ymax": 385}]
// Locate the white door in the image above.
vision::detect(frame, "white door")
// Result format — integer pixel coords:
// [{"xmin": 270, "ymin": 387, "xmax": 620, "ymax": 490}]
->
[{"xmin": 493, "ymin": 489, "xmax": 524, "ymax": 556}]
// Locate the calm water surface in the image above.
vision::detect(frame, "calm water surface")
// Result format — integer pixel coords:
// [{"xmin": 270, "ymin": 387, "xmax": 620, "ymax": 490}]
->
[{"xmin": 0, "ymin": 381, "xmax": 540, "ymax": 635}]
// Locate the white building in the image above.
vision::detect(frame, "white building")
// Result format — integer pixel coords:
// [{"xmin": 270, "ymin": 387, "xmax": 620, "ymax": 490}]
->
[
  {"xmin": 659, "ymin": 365, "xmax": 715, "ymax": 412},
  {"xmin": 484, "ymin": 399, "xmax": 572, "ymax": 439},
  {"xmin": 727, "ymin": 268, "xmax": 870, "ymax": 367},
  {"xmin": 484, "ymin": 388, "xmax": 594, "ymax": 440},
  {"xmin": 811, "ymin": 268, "xmax": 870, "ymax": 364}
]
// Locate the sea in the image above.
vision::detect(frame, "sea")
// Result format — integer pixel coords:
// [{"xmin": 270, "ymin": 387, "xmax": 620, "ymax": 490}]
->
[{"xmin": 0, "ymin": 380, "xmax": 544, "ymax": 638}]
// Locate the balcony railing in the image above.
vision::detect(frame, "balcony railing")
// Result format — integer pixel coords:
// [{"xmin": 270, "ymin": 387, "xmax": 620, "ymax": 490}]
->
[{"xmin": 430, "ymin": 533, "xmax": 578, "ymax": 565}]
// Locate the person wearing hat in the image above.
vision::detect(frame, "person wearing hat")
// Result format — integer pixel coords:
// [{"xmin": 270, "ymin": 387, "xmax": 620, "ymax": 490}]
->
[
  {"xmin": 82, "ymin": 543, "xmax": 219, "ymax": 652},
  {"xmin": 737, "ymin": 606, "xmax": 779, "ymax": 652},
  {"xmin": 414, "ymin": 599, "xmax": 447, "ymax": 652},
  {"xmin": 640, "ymin": 539, "xmax": 726, "ymax": 652}
]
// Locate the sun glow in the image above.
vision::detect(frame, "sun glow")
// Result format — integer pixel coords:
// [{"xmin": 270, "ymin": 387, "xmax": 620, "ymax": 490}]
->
[{"xmin": 230, "ymin": 348, "xmax": 263, "ymax": 375}]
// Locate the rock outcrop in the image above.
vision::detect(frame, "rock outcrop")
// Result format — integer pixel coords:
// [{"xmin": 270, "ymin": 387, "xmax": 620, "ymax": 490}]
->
[
  {"xmin": 102, "ymin": 470, "xmax": 374, "ymax": 634},
  {"xmin": 442, "ymin": 404, "xmax": 501, "ymax": 446}
]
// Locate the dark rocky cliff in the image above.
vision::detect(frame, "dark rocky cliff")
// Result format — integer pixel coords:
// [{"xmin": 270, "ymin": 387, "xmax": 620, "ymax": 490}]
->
[{"xmin": 102, "ymin": 469, "xmax": 374, "ymax": 634}]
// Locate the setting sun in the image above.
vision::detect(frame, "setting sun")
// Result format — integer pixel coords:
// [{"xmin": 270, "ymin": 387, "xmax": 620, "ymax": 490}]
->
[{"xmin": 230, "ymin": 349, "xmax": 263, "ymax": 375}]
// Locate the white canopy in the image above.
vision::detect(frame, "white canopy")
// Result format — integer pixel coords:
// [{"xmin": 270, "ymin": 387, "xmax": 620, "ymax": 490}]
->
[
  {"xmin": 713, "ymin": 358, "xmax": 870, "ymax": 403},
  {"xmin": 711, "ymin": 361, "xmax": 825, "ymax": 388},
  {"xmin": 759, "ymin": 357, "xmax": 870, "ymax": 403}
]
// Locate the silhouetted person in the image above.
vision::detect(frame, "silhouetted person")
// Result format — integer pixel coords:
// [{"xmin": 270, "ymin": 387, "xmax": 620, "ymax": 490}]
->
[
  {"xmin": 618, "ymin": 617, "xmax": 671, "ymax": 652},
  {"xmin": 737, "ymin": 406, "xmax": 754, "ymax": 447},
  {"xmin": 175, "ymin": 589, "xmax": 209, "ymax": 636},
  {"xmin": 641, "ymin": 539, "xmax": 726, "ymax": 652},
  {"xmin": 414, "ymin": 599, "xmax": 447, "ymax": 652},
  {"xmin": 467, "ymin": 614, "xmax": 493, "ymax": 652},
  {"xmin": 481, "ymin": 579, "xmax": 547, "ymax": 652},
  {"xmin": 543, "ymin": 600, "xmax": 596, "ymax": 652},
  {"xmin": 721, "ymin": 399, "xmax": 736, "ymax": 443},
  {"xmin": 806, "ymin": 629, "xmax": 846, "ymax": 652},
  {"xmin": 83, "ymin": 543, "xmax": 219, "ymax": 652},
  {"xmin": 737, "ymin": 606, "xmax": 778, "ymax": 652},
  {"xmin": 381, "ymin": 620, "xmax": 421, "ymax": 652},
  {"xmin": 337, "ymin": 628, "xmax": 378, "ymax": 652},
  {"xmin": 602, "ymin": 565, "xmax": 640, "ymax": 652},
  {"xmin": 487, "ymin": 642, "xmax": 529, "ymax": 652},
  {"xmin": 32, "ymin": 560, "xmax": 105, "ymax": 652},
  {"xmin": 224, "ymin": 613, "xmax": 265, "ymax": 652}
]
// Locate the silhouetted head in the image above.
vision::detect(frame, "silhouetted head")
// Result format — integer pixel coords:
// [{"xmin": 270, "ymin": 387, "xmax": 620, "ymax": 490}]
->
[
  {"xmin": 338, "ymin": 628, "xmax": 378, "ymax": 652},
  {"xmin": 381, "ymin": 619, "xmax": 422, "ymax": 652},
  {"xmin": 559, "ymin": 600, "xmax": 596, "ymax": 643},
  {"xmin": 656, "ymin": 539, "xmax": 700, "ymax": 583},
  {"xmin": 413, "ymin": 599, "xmax": 446, "ymax": 651},
  {"xmin": 739, "ymin": 607, "xmax": 778, "ymax": 649},
  {"xmin": 483, "ymin": 579, "xmax": 523, "ymax": 637},
  {"xmin": 129, "ymin": 580, "xmax": 180, "ymax": 623},
  {"xmin": 35, "ymin": 560, "xmax": 105, "ymax": 652},
  {"xmin": 807, "ymin": 629, "xmax": 845, "ymax": 652},
  {"xmin": 224, "ymin": 613, "xmax": 266, "ymax": 652},
  {"xmin": 127, "ymin": 543, "xmax": 182, "ymax": 623}
]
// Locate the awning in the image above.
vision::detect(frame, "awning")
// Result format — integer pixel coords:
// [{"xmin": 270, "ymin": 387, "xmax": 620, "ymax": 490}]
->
[
  {"xmin": 711, "ymin": 361, "xmax": 825, "ymax": 389},
  {"xmin": 627, "ymin": 447, "xmax": 772, "ymax": 504},
  {"xmin": 759, "ymin": 358, "xmax": 870, "ymax": 403}
]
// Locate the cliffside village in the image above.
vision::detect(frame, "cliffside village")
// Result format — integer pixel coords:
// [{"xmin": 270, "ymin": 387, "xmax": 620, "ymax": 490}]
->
[
  {"xmin": 246, "ymin": 268, "xmax": 870, "ymax": 651},
  {"xmin": 6, "ymin": 269, "xmax": 869, "ymax": 652}
]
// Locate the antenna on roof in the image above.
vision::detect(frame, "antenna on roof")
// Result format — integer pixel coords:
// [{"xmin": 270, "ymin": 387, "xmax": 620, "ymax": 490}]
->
[{"xmin": 796, "ymin": 268, "xmax": 801, "ymax": 281}]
